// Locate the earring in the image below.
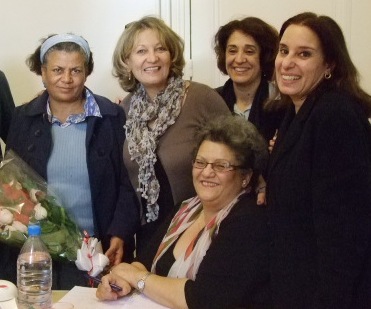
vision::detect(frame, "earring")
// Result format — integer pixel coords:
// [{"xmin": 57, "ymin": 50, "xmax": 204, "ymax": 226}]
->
[
  {"xmin": 128, "ymin": 72, "xmax": 132, "ymax": 81},
  {"xmin": 324, "ymin": 71, "xmax": 332, "ymax": 79},
  {"xmin": 242, "ymin": 180, "xmax": 247, "ymax": 188}
]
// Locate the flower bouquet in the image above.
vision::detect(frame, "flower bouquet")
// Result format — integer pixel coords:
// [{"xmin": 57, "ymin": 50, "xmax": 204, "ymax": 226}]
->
[{"xmin": 0, "ymin": 150, "xmax": 82, "ymax": 262}]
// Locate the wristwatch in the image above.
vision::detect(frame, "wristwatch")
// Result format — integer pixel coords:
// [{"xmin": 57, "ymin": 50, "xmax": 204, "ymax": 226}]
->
[{"xmin": 137, "ymin": 272, "xmax": 152, "ymax": 293}]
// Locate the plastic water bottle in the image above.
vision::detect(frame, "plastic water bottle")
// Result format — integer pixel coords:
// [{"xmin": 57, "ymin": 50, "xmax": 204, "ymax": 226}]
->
[{"xmin": 17, "ymin": 224, "xmax": 52, "ymax": 309}]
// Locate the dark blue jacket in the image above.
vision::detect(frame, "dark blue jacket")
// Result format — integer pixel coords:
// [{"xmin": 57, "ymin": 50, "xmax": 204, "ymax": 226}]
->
[
  {"xmin": 216, "ymin": 78, "xmax": 285, "ymax": 142},
  {"xmin": 0, "ymin": 70, "xmax": 15, "ymax": 158},
  {"xmin": 5, "ymin": 90, "xmax": 139, "ymax": 255}
]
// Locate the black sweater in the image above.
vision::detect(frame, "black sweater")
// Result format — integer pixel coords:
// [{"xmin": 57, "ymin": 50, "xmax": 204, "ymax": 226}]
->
[{"xmin": 140, "ymin": 193, "xmax": 272, "ymax": 309}]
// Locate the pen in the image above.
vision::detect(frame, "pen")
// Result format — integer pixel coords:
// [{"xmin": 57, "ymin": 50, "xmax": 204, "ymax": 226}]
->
[{"xmin": 84, "ymin": 274, "xmax": 123, "ymax": 292}]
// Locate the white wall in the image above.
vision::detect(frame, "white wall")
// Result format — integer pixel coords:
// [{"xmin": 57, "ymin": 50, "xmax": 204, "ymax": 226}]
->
[
  {"xmin": 0, "ymin": 0, "xmax": 160, "ymax": 105},
  {"xmin": 1, "ymin": 0, "xmax": 370, "ymax": 107}
]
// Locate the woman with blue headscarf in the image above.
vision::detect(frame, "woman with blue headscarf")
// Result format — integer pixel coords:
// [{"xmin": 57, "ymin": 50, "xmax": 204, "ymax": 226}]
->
[{"xmin": 2, "ymin": 33, "xmax": 138, "ymax": 289}]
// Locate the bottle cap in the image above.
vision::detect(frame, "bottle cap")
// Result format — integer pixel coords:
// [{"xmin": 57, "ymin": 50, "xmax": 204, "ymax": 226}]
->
[{"xmin": 28, "ymin": 224, "xmax": 41, "ymax": 236}]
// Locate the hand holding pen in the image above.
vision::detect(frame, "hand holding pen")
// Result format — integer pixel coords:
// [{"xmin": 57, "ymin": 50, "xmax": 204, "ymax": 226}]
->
[
  {"xmin": 95, "ymin": 272, "xmax": 134, "ymax": 301},
  {"xmin": 85, "ymin": 273, "xmax": 123, "ymax": 292}
]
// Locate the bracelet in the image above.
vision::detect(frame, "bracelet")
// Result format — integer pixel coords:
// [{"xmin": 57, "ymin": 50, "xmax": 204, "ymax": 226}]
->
[{"xmin": 137, "ymin": 271, "xmax": 152, "ymax": 293}]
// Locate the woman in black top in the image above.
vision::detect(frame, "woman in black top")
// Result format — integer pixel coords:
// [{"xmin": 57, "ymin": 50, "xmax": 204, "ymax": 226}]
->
[
  {"xmin": 97, "ymin": 115, "xmax": 271, "ymax": 309},
  {"xmin": 214, "ymin": 17, "xmax": 285, "ymax": 143},
  {"xmin": 268, "ymin": 12, "xmax": 371, "ymax": 309}
]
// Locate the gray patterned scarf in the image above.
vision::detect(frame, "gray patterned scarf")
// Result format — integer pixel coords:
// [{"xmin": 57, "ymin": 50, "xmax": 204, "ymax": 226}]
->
[{"xmin": 124, "ymin": 76, "xmax": 185, "ymax": 222}]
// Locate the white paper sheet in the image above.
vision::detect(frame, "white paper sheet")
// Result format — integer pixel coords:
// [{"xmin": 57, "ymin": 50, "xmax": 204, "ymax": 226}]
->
[
  {"xmin": 0, "ymin": 298, "xmax": 17, "ymax": 309},
  {"xmin": 59, "ymin": 286, "xmax": 170, "ymax": 309}
]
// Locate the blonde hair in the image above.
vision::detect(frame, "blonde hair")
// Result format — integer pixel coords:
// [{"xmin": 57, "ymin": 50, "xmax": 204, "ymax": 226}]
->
[{"xmin": 112, "ymin": 16, "xmax": 185, "ymax": 92}]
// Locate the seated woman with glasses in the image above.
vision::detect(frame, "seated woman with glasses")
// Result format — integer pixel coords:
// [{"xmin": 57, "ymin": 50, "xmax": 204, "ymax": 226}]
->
[{"xmin": 96, "ymin": 115, "xmax": 272, "ymax": 309}]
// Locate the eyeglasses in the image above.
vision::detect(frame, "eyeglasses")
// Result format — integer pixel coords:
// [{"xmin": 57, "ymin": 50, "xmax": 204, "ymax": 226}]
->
[{"xmin": 192, "ymin": 158, "xmax": 242, "ymax": 173}]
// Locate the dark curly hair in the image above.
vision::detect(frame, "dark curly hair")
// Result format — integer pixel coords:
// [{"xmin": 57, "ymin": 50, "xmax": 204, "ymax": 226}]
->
[
  {"xmin": 193, "ymin": 115, "xmax": 268, "ymax": 188},
  {"xmin": 214, "ymin": 17, "xmax": 278, "ymax": 80}
]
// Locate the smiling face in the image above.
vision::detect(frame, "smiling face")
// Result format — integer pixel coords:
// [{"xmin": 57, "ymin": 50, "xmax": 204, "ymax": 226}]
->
[
  {"xmin": 125, "ymin": 28, "xmax": 171, "ymax": 99},
  {"xmin": 275, "ymin": 24, "xmax": 329, "ymax": 110},
  {"xmin": 193, "ymin": 140, "xmax": 249, "ymax": 212},
  {"xmin": 225, "ymin": 30, "xmax": 261, "ymax": 87},
  {"xmin": 41, "ymin": 50, "xmax": 87, "ymax": 105}
]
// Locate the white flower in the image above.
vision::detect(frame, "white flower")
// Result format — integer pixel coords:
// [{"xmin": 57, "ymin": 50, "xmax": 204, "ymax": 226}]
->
[
  {"xmin": 29, "ymin": 189, "xmax": 42, "ymax": 203},
  {"xmin": 34, "ymin": 203, "xmax": 47, "ymax": 220},
  {"xmin": 4, "ymin": 225, "xmax": 17, "ymax": 232},
  {"xmin": 9, "ymin": 180, "xmax": 22, "ymax": 190},
  {"xmin": 12, "ymin": 221, "xmax": 28, "ymax": 234},
  {"xmin": 0, "ymin": 208, "xmax": 14, "ymax": 225}
]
